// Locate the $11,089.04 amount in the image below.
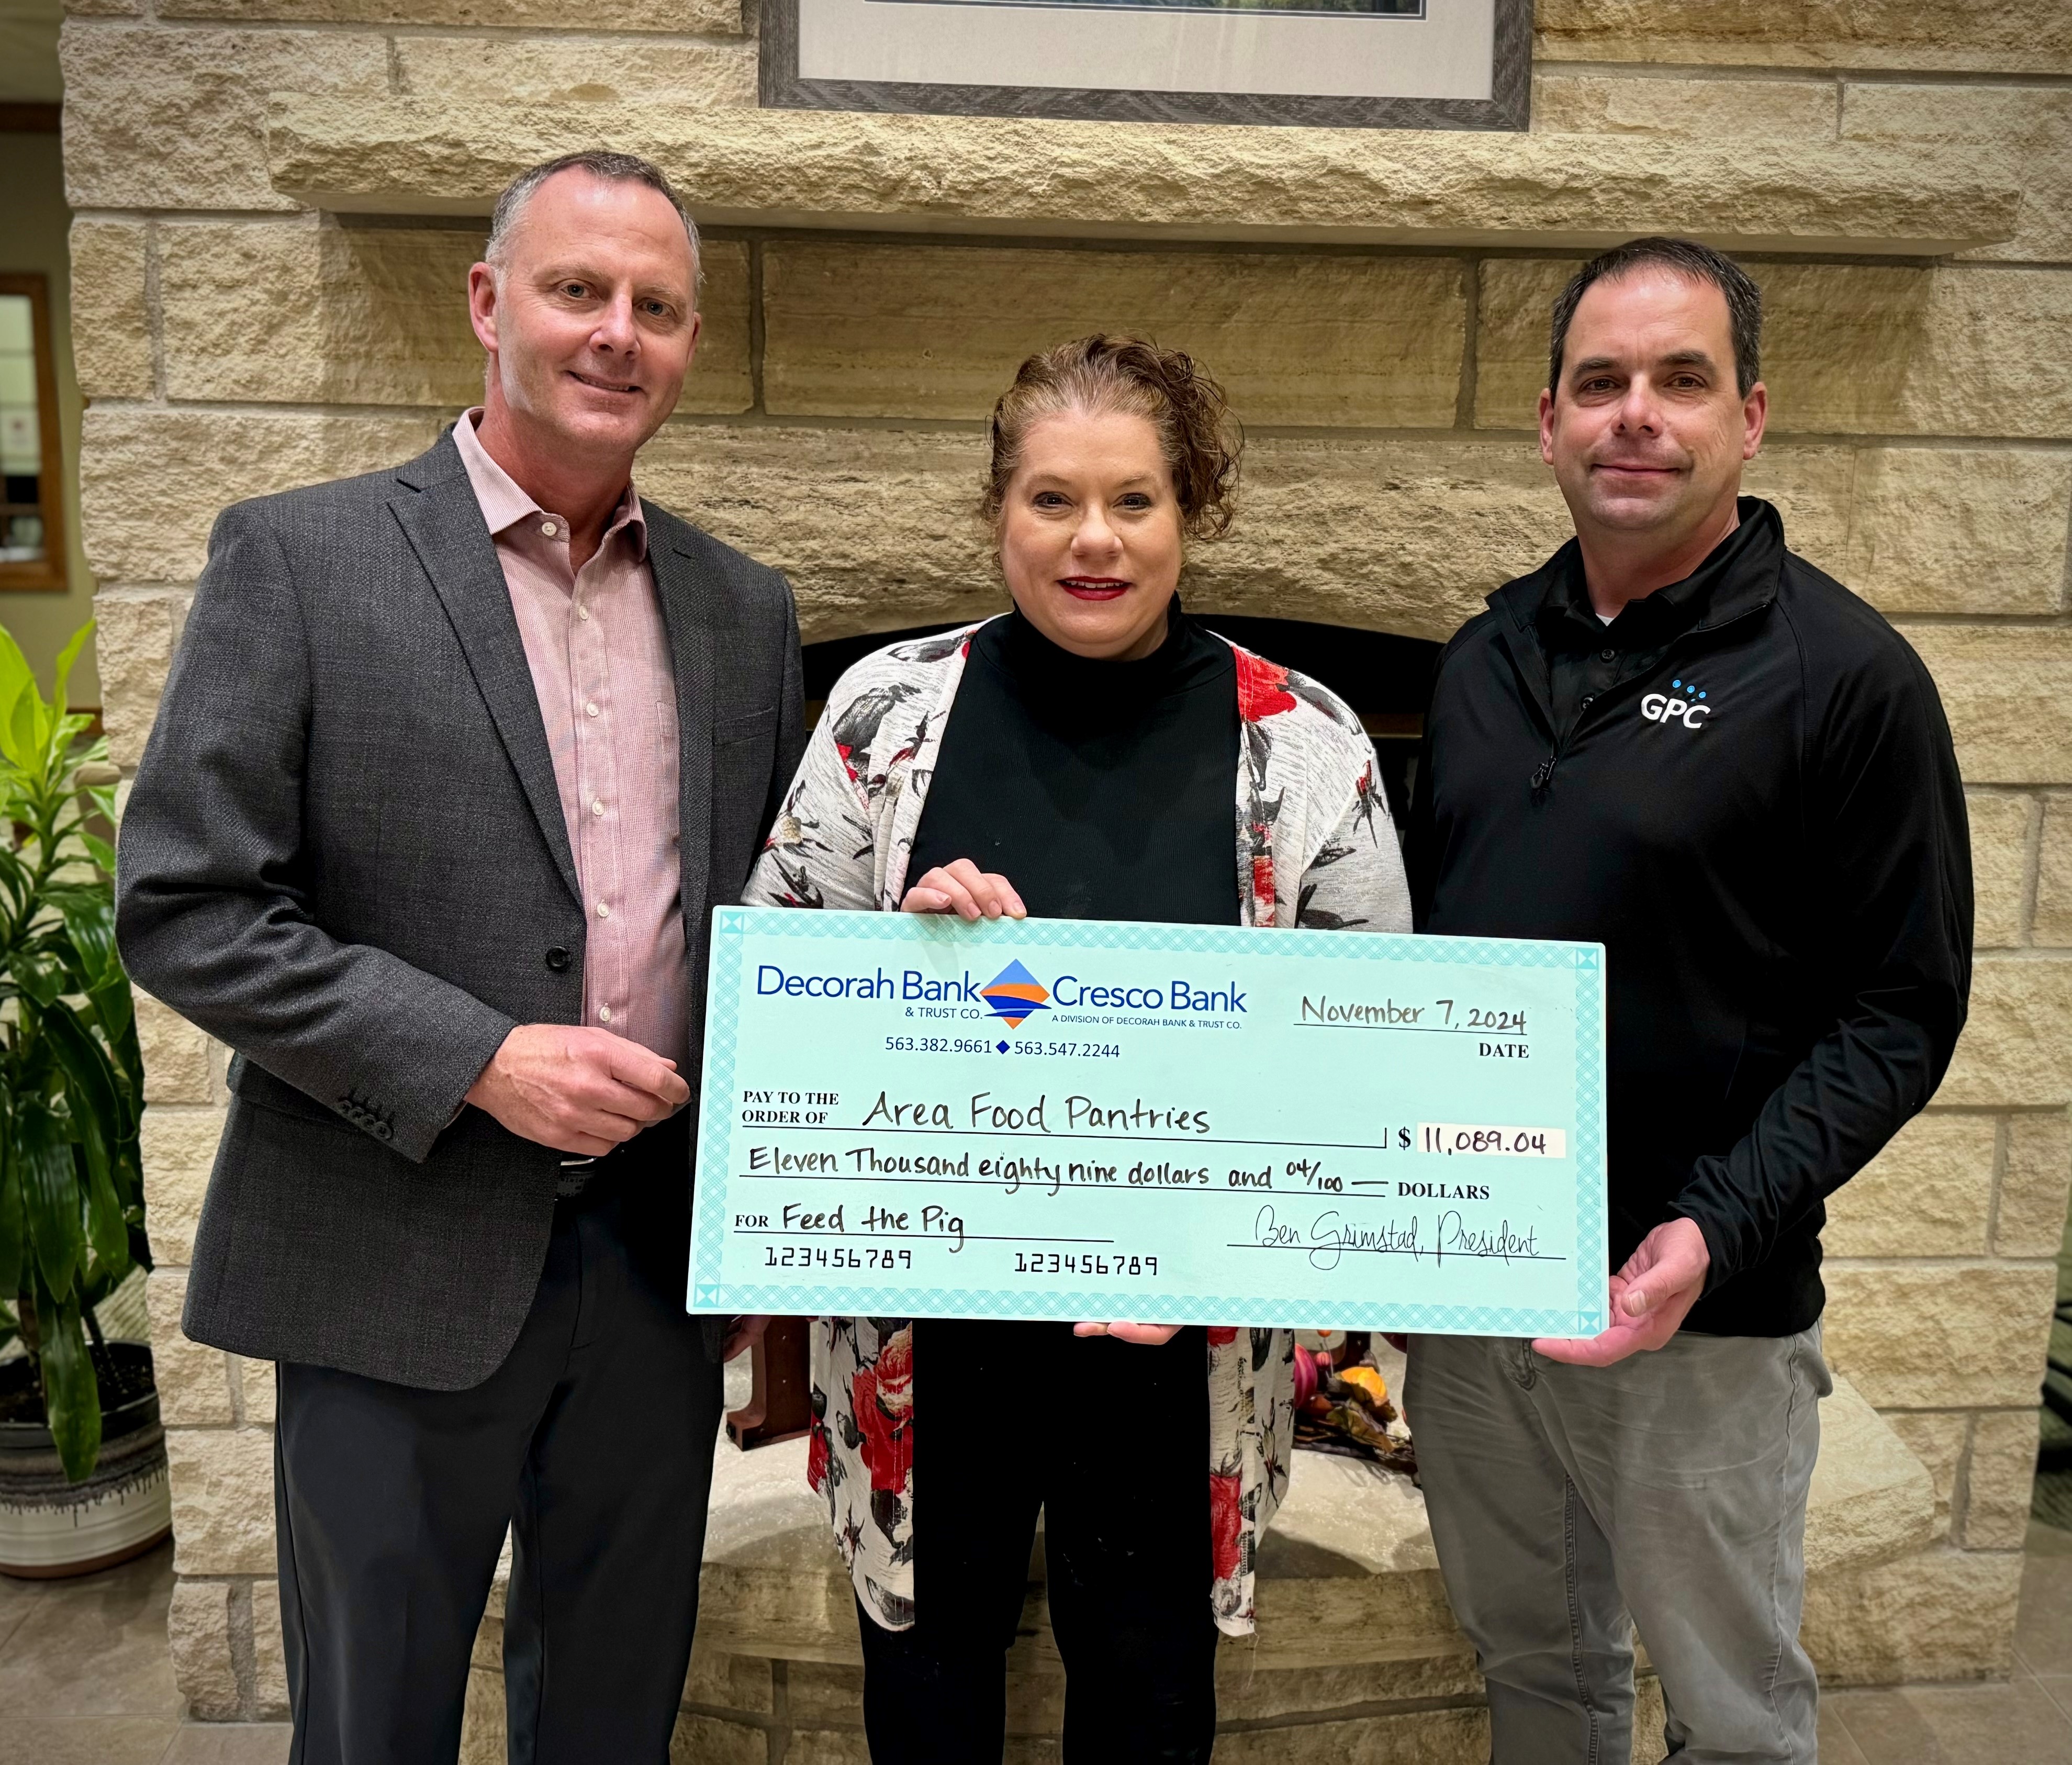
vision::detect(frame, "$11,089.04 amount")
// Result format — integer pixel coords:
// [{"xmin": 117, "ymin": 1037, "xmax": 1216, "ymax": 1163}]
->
[{"xmin": 1419, "ymin": 1124, "xmax": 1568, "ymax": 1158}]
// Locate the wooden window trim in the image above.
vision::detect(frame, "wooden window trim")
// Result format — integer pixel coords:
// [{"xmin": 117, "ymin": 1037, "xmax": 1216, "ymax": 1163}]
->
[
  {"xmin": 0, "ymin": 104, "xmax": 62, "ymax": 135},
  {"xmin": 0, "ymin": 272, "xmax": 69, "ymax": 594}
]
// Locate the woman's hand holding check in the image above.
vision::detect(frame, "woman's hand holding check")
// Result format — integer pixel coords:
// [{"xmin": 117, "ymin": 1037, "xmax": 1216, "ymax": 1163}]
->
[{"xmin": 901, "ymin": 858, "xmax": 1177, "ymax": 1347}]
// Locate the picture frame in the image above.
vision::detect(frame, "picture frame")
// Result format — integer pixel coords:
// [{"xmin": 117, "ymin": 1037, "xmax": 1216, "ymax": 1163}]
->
[{"xmin": 760, "ymin": 0, "xmax": 1532, "ymax": 132}]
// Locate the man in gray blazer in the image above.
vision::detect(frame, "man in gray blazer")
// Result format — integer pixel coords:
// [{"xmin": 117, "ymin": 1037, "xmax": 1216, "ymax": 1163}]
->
[{"xmin": 116, "ymin": 151, "xmax": 803, "ymax": 1763}]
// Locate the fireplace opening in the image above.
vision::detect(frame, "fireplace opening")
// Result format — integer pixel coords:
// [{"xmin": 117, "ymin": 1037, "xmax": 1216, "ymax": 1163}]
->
[{"xmin": 802, "ymin": 616, "xmax": 1442, "ymax": 830}]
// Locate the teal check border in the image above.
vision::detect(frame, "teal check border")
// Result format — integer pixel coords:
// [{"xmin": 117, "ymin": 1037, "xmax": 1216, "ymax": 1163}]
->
[{"xmin": 692, "ymin": 909, "xmax": 1611, "ymax": 1339}]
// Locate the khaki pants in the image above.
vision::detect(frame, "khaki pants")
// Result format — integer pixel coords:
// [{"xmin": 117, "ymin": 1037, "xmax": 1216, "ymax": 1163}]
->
[{"xmin": 1405, "ymin": 1327, "xmax": 1830, "ymax": 1765}]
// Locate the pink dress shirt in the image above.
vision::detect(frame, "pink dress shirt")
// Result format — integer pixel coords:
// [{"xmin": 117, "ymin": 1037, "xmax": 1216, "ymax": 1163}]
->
[{"xmin": 454, "ymin": 410, "xmax": 689, "ymax": 1074}]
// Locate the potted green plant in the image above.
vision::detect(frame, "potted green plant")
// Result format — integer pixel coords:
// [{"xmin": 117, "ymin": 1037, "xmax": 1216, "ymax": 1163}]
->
[{"xmin": 0, "ymin": 620, "xmax": 169, "ymax": 1577}]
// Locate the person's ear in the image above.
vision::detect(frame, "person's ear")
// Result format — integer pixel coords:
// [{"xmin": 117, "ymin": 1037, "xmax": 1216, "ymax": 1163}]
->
[
  {"xmin": 467, "ymin": 262, "xmax": 500, "ymax": 358},
  {"xmin": 1740, "ymin": 381, "xmax": 1768, "ymax": 462}
]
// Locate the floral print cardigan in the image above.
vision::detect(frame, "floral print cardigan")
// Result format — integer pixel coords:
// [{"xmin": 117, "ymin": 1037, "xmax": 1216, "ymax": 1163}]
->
[{"xmin": 742, "ymin": 617, "xmax": 1414, "ymax": 1636}]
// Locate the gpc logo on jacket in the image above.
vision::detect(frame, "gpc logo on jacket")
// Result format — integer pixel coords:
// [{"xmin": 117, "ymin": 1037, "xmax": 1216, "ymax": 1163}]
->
[{"xmin": 1640, "ymin": 678, "xmax": 1713, "ymax": 731}]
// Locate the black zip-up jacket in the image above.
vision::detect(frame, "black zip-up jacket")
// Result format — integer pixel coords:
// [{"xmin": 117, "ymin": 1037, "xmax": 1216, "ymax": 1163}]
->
[{"xmin": 1407, "ymin": 499, "xmax": 1972, "ymax": 1336}]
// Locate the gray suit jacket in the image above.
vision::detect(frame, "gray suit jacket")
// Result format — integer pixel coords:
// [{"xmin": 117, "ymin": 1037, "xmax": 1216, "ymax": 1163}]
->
[{"xmin": 115, "ymin": 431, "xmax": 805, "ymax": 1389}]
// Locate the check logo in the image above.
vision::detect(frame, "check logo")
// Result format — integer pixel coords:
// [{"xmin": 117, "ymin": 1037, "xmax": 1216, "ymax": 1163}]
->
[
  {"xmin": 1640, "ymin": 677, "xmax": 1714, "ymax": 731},
  {"xmin": 980, "ymin": 960, "xmax": 1050, "ymax": 1030}
]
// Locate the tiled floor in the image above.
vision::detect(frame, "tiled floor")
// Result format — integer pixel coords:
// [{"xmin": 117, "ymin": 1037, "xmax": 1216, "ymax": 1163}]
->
[
  {"xmin": 1818, "ymin": 1522, "xmax": 2072, "ymax": 1763},
  {"xmin": 0, "ymin": 1543, "xmax": 285, "ymax": 1764},
  {"xmin": 10, "ymin": 1531, "xmax": 2072, "ymax": 1761}
]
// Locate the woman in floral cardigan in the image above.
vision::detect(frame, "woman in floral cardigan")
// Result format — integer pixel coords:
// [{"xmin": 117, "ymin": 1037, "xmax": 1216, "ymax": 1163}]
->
[{"xmin": 744, "ymin": 336, "xmax": 1412, "ymax": 1762}]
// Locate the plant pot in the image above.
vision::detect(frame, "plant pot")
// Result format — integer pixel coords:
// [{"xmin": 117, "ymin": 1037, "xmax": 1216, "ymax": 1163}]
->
[{"xmin": 0, "ymin": 1342, "xmax": 172, "ymax": 1579}]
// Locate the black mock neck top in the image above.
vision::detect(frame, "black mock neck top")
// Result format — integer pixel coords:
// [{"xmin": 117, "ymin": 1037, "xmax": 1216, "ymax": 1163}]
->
[{"xmin": 906, "ymin": 606, "xmax": 1241, "ymax": 925}]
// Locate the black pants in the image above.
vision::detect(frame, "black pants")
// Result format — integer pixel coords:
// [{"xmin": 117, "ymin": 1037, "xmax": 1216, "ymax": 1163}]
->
[
  {"xmin": 275, "ymin": 1121, "xmax": 722, "ymax": 1765},
  {"xmin": 857, "ymin": 1320, "xmax": 1219, "ymax": 1764}
]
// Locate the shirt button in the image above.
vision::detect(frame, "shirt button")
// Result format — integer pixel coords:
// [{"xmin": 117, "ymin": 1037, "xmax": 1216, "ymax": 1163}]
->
[
  {"xmin": 1599, "ymin": 648, "xmax": 1616, "ymax": 662},
  {"xmin": 1582, "ymin": 694, "xmax": 1596, "ymax": 708},
  {"xmin": 585, "ymin": 702, "xmax": 600, "ymax": 718},
  {"xmin": 591, "ymin": 799, "xmax": 605, "ymax": 817},
  {"xmin": 541, "ymin": 521, "xmax": 558, "ymax": 538},
  {"xmin": 577, "ymin": 605, "xmax": 590, "ymax": 622},
  {"xmin": 598, "ymin": 1004, "xmax": 612, "ymax": 1024},
  {"xmin": 596, "ymin": 901, "xmax": 611, "ymax": 919}
]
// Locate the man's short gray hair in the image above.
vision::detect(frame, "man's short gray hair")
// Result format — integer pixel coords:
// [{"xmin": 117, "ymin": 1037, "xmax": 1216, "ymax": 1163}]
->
[{"xmin": 485, "ymin": 150, "xmax": 702, "ymax": 290}]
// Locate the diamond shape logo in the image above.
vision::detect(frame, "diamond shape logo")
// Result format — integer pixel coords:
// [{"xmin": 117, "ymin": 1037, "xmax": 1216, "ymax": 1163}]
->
[{"xmin": 980, "ymin": 959, "xmax": 1050, "ymax": 1030}]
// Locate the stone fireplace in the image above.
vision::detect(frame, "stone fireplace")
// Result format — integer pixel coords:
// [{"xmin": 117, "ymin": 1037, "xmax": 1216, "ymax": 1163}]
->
[{"xmin": 55, "ymin": 0, "xmax": 2072, "ymax": 1746}]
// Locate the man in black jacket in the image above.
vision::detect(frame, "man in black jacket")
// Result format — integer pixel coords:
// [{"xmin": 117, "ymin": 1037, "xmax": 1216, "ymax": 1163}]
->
[{"xmin": 1404, "ymin": 238, "xmax": 1970, "ymax": 1762}]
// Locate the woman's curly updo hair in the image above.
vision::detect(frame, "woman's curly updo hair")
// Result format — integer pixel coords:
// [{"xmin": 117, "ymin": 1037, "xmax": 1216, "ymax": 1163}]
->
[{"xmin": 980, "ymin": 334, "xmax": 1242, "ymax": 541}]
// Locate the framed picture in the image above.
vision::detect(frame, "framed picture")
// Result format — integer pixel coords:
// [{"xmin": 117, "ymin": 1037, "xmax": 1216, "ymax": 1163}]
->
[{"xmin": 761, "ymin": 0, "xmax": 1531, "ymax": 131}]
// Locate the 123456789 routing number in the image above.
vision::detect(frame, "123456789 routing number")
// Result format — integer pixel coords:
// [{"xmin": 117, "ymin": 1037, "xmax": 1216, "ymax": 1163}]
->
[
  {"xmin": 1013, "ymin": 1250, "xmax": 1158, "ymax": 1277},
  {"xmin": 763, "ymin": 1245, "xmax": 914, "ymax": 1270}
]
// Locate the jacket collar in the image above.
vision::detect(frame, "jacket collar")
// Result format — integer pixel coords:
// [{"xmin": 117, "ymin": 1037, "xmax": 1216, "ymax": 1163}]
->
[
  {"xmin": 388, "ymin": 429, "xmax": 584, "ymax": 909},
  {"xmin": 391, "ymin": 428, "xmax": 469, "ymax": 495},
  {"xmin": 1491, "ymin": 496, "xmax": 1786, "ymax": 645},
  {"xmin": 647, "ymin": 520, "xmax": 716, "ymax": 942}
]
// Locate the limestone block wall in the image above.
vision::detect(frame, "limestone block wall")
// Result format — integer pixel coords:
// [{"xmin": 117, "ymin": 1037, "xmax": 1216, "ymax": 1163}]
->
[{"xmin": 57, "ymin": 0, "xmax": 2072, "ymax": 1719}]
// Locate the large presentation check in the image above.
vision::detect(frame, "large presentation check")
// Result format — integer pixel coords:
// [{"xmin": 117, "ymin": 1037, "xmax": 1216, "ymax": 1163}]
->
[{"xmin": 689, "ymin": 908, "xmax": 1609, "ymax": 1338}]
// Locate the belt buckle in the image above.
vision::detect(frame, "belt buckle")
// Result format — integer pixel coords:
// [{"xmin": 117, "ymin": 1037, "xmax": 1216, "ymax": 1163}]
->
[{"xmin": 556, "ymin": 1152, "xmax": 601, "ymax": 1199}]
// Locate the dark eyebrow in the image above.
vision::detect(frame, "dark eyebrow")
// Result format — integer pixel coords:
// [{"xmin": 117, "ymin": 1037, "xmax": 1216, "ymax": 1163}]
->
[{"xmin": 1569, "ymin": 349, "xmax": 1720, "ymax": 378}]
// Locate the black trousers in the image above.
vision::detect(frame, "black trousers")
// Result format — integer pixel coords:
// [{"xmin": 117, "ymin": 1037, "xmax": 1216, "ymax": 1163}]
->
[
  {"xmin": 274, "ymin": 1121, "xmax": 722, "ymax": 1765},
  {"xmin": 857, "ymin": 1320, "xmax": 1219, "ymax": 1765}
]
